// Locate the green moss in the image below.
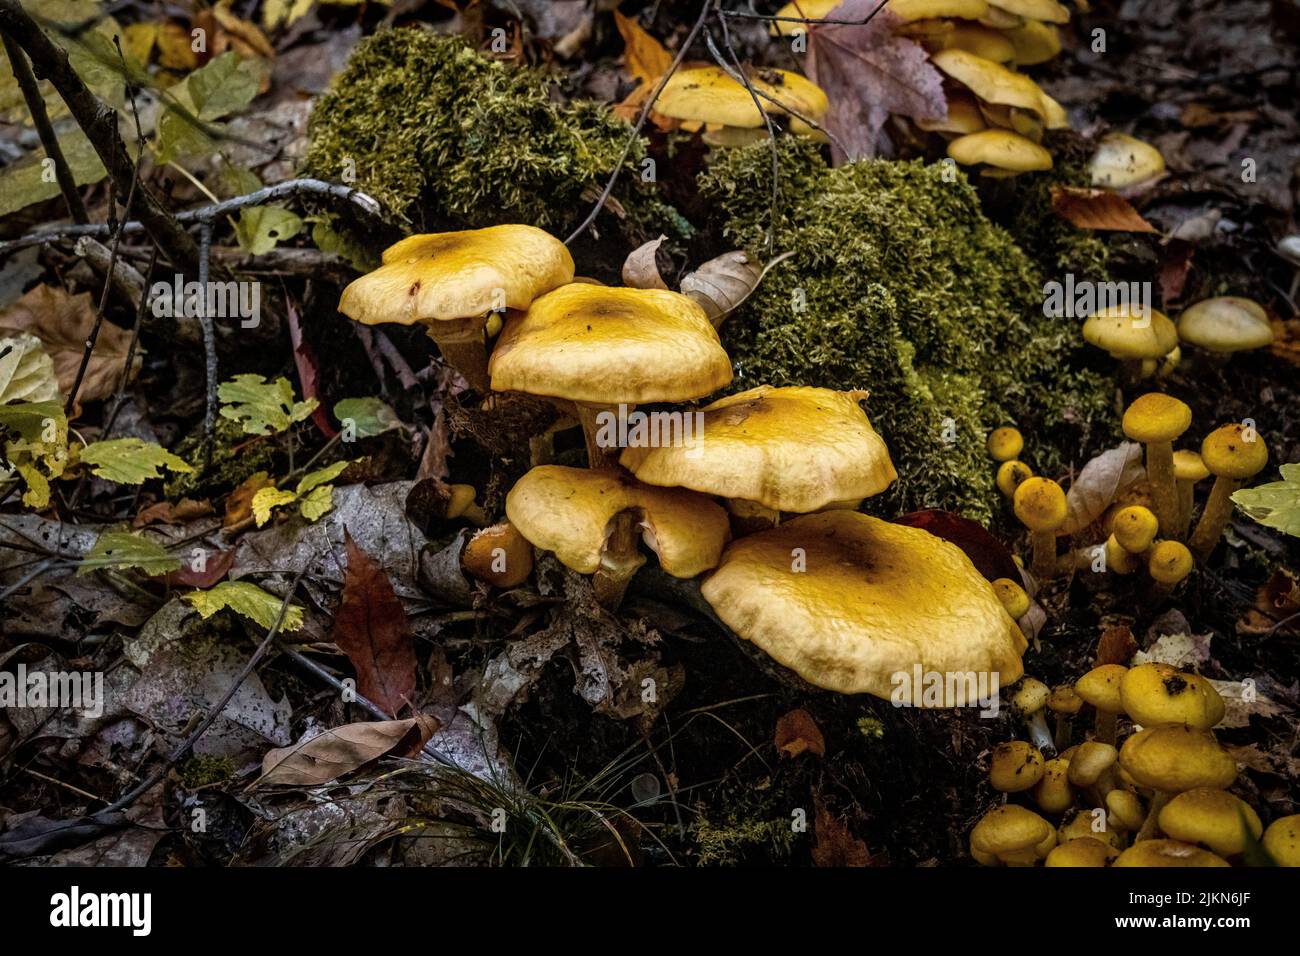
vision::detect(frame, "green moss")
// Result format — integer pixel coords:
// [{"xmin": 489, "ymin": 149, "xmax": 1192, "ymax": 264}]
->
[
  {"xmin": 1003, "ymin": 152, "xmax": 1111, "ymax": 279},
  {"xmin": 177, "ymin": 754, "xmax": 236, "ymax": 789},
  {"xmin": 165, "ymin": 417, "xmax": 275, "ymax": 499},
  {"xmin": 301, "ymin": 29, "xmax": 678, "ymax": 244},
  {"xmin": 699, "ymin": 139, "xmax": 1116, "ymax": 521}
]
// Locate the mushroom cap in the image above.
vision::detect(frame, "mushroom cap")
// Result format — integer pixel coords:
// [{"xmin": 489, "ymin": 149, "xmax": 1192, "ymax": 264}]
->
[
  {"xmin": 504, "ymin": 465, "xmax": 729, "ymax": 578},
  {"xmin": 941, "ymin": 22, "xmax": 1017, "ymax": 62},
  {"xmin": 1059, "ymin": 812, "xmax": 1124, "ymax": 849},
  {"xmin": 1005, "ymin": 20, "xmax": 1062, "ymax": 65},
  {"xmin": 1158, "ymin": 788, "xmax": 1263, "ymax": 857},
  {"xmin": 1067, "ymin": 741, "xmax": 1118, "ymax": 787},
  {"xmin": 988, "ymin": 0, "xmax": 1070, "ymax": 22},
  {"xmin": 489, "ymin": 283, "xmax": 732, "ymax": 406},
  {"xmin": 1120, "ymin": 662, "xmax": 1223, "ymax": 730},
  {"xmin": 916, "ymin": 91, "xmax": 987, "ymax": 135},
  {"xmin": 1013, "ymin": 676, "xmax": 1050, "ymax": 714},
  {"xmin": 1122, "ymin": 392, "xmax": 1191, "ymax": 444},
  {"xmin": 462, "ymin": 521, "xmax": 533, "ymax": 588},
  {"xmin": 947, "ymin": 129, "xmax": 1053, "ymax": 172},
  {"xmin": 1075, "ymin": 664, "xmax": 1127, "ymax": 714},
  {"xmin": 1082, "ymin": 305, "xmax": 1178, "ymax": 359},
  {"xmin": 992, "ymin": 577, "xmax": 1030, "ymax": 619},
  {"xmin": 1172, "ymin": 449, "xmax": 1210, "ymax": 482},
  {"xmin": 1105, "ymin": 534, "xmax": 1138, "ymax": 573},
  {"xmin": 1119, "ymin": 726, "xmax": 1237, "ymax": 792},
  {"xmin": 996, "ymin": 459, "xmax": 1033, "ymax": 498},
  {"xmin": 1112, "ymin": 505, "xmax": 1158, "ymax": 553},
  {"xmin": 1089, "ymin": 132, "xmax": 1166, "ymax": 189},
  {"xmin": 1013, "ymin": 476, "xmax": 1067, "ymax": 532},
  {"xmin": 1048, "ymin": 684, "xmax": 1083, "ymax": 715},
  {"xmin": 1200, "ymin": 423, "xmax": 1269, "ymax": 479},
  {"xmin": 699, "ymin": 511, "xmax": 1025, "ymax": 700},
  {"xmin": 657, "ymin": 66, "xmax": 828, "ymax": 128},
  {"xmin": 891, "ymin": 0, "xmax": 991, "ymax": 21},
  {"xmin": 620, "ymin": 386, "xmax": 896, "ymax": 513},
  {"xmin": 1177, "ymin": 296, "xmax": 1274, "ymax": 353},
  {"xmin": 1033, "ymin": 757, "xmax": 1074, "ymax": 813},
  {"xmin": 990, "ymin": 740, "xmax": 1045, "ymax": 792},
  {"xmin": 1106, "ymin": 789, "xmax": 1146, "ymax": 830},
  {"xmin": 1046, "ymin": 837, "xmax": 1118, "ymax": 867},
  {"xmin": 1147, "ymin": 540, "xmax": 1193, "ymax": 586},
  {"xmin": 1263, "ymin": 815, "xmax": 1300, "ymax": 867},
  {"xmin": 971, "ymin": 804, "xmax": 1055, "ymax": 863},
  {"xmin": 930, "ymin": 50, "xmax": 1066, "ymax": 128},
  {"xmin": 1113, "ymin": 839, "xmax": 1230, "ymax": 868},
  {"xmin": 339, "ymin": 226, "xmax": 574, "ymax": 327},
  {"xmin": 986, "ymin": 426, "xmax": 1024, "ymax": 461}
]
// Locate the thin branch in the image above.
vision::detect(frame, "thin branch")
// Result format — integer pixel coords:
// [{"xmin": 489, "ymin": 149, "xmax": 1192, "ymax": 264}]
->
[
  {"xmin": 0, "ymin": 179, "xmax": 387, "ymax": 259},
  {"xmin": 198, "ymin": 221, "xmax": 217, "ymax": 469},
  {"xmin": 102, "ymin": 244, "xmax": 158, "ymax": 437},
  {"xmin": 722, "ymin": 0, "xmax": 893, "ymax": 25},
  {"xmin": 1, "ymin": 32, "xmax": 87, "ymax": 223},
  {"xmin": 565, "ymin": 0, "xmax": 718, "ymax": 245}
]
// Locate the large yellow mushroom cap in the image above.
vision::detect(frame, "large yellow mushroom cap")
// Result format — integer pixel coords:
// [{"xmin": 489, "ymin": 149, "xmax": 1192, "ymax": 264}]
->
[
  {"xmin": 1177, "ymin": 296, "xmax": 1275, "ymax": 353},
  {"xmin": 1089, "ymin": 132, "xmax": 1166, "ymax": 189},
  {"xmin": 1119, "ymin": 726, "xmax": 1237, "ymax": 792},
  {"xmin": 1200, "ymin": 423, "xmax": 1269, "ymax": 479},
  {"xmin": 1120, "ymin": 662, "xmax": 1224, "ymax": 730},
  {"xmin": 949, "ymin": 129, "xmax": 1053, "ymax": 173},
  {"xmin": 971, "ymin": 804, "xmax": 1055, "ymax": 866},
  {"xmin": 657, "ymin": 66, "xmax": 828, "ymax": 129},
  {"xmin": 504, "ymin": 465, "xmax": 729, "ymax": 578},
  {"xmin": 1082, "ymin": 305, "xmax": 1179, "ymax": 359},
  {"xmin": 488, "ymin": 283, "xmax": 732, "ymax": 405},
  {"xmin": 1013, "ymin": 476, "xmax": 1067, "ymax": 531},
  {"xmin": 891, "ymin": 0, "xmax": 991, "ymax": 21},
  {"xmin": 930, "ymin": 49, "xmax": 1067, "ymax": 128},
  {"xmin": 700, "ymin": 511, "xmax": 1025, "ymax": 700},
  {"xmin": 1158, "ymin": 789, "xmax": 1263, "ymax": 857},
  {"xmin": 988, "ymin": 0, "xmax": 1070, "ymax": 22},
  {"xmin": 1263, "ymin": 815, "xmax": 1300, "ymax": 866},
  {"xmin": 1122, "ymin": 392, "xmax": 1191, "ymax": 444},
  {"xmin": 1046, "ymin": 837, "xmax": 1118, "ymax": 867},
  {"xmin": 1005, "ymin": 20, "xmax": 1062, "ymax": 66},
  {"xmin": 339, "ymin": 226, "xmax": 574, "ymax": 327},
  {"xmin": 1074, "ymin": 664, "xmax": 1127, "ymax": 714},
  {"xmin": 619, "ymin": 386, "xmax": 897, "ymax": 514},
  {"xmin": 1113, "ymin": 839, "xmax": 1230, "ymax": 867}
]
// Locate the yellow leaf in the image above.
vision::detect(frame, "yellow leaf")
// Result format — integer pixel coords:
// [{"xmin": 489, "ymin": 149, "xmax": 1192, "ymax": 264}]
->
[
  {"xmin": 252, "ymin": 486, "xmax": 297, "ymax": 526},
  {"xmin": 614, "ymin": 11, "xmax": 671, "ymax": 88}
]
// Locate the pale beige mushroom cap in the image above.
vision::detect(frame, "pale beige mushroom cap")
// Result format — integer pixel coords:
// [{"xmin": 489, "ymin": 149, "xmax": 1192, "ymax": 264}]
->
[
  {"xmin": 700, "ymin": 511, "xmax": 1025, "ymax": 700},
  {"xmin": 1082, "ymin": 305, "xmax": 1179, "ymax": 359},
  {"xmin": 620, "ymin": 386, "xmax": 897, "ymax": 513},
  {"xmin": 1089, "ymin": 133, "xmax": 1166, "ymax": 188},
  {"xmin": 488, "ymin": 283, "xmax": 732, "ymax": 405},
  {"xmin": 505, "ymin": 465, "xmax": 730, "ymax": 578},
  {"xmin": 339, "ymin": 226, "xmax": 574, "ymax": 326},
  {"xmin": 1177, "ymin": 297, "xmax": 1274, "ymax": 353}
]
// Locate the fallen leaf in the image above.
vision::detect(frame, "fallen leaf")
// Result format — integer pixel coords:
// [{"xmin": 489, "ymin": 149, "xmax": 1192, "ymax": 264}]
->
[
  {"xmin": 1270, "ymin": 319, "xmax": 1300, "ymax": 367},
  {"xmin": 163, "ymin": 547, "xmax": 236, "ymax": 589},
  {"xmin": 184, "ymin": 580, "xmax": 304, "ymax": 631},
  {"xmin": 257, "ymin": 715, "xmax": 438, "ymax": 787},
  {"xmin": 333, "ymin": 531, "xmax": 417, "ymax": 717},
  {"xmin": 1158, "ymin": 240, "xmax": 1195, "ymax": 304},
  {"xmin": 1095, "ymin": 624, "xmax": 1138, "ymax": 666},
  {"xmin": 1237, "ymin": 569, "xmax": 1300, "ymax": 636},
  {"xmin": 225, "ymin": 471, "xmax": 275, "ymax": 526},
  {"xmin": 805, "ymin": 0, "xmax": 946, "ymax": 163},
  {"xmin": 1060, "ymin": 443, "xmax": 1145, "ymax": 536},
  {"xmin": 892, "ymin": 509, "xmax": 1019, "ymax": 582},
  {"xmin": 1133, "ymin": 631, "xmax": 1212, "ymax": 668},
  {"xmin": 1050, "ymin": 186, "xmax": 1159, "ymax": 234},
  {"xmin": 1207, "ymin": 679, "xmax": 1288, "ymax": 729},
  {"xmin": 622, "ymin": 235, "xmax": 669, "ymax": 290},
  {"xmin": 134, "ymin": 498, "xmax": 214, "ymax": 528},
  {"xmin": 811, "ymin": 792, "xmax": 871, "ymax": 867},
  {"xmin": 0, "ymin": 285, "xmax": 140, "ymax": 412},
  {"xmin": 1231, "ymin": 462, "xmax": 1300, "ymax": 539},
  {"xmin": 287, "ymin": 298, "xmax": 336, "ymax": 438},
  {"xmin": 613, "ymin": 10, "xmax": 671, "ymax": 88},
  {"xmin": 775, "ymin": 707, "xmax": 825, "ymax": 758},
  {"xmin": 681, "ymin": 250, "xmax": 794, "ymax": 327}
]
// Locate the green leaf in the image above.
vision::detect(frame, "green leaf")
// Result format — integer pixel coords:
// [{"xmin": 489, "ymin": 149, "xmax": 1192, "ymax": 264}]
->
[
  {"xmin": 79, "ymin": 530, "xmax": 181, "ymax": 575},
  {"xmin": 0, "ymin": 396, "xmax": 68, "ymax": 508},
  {"xmin": 218, "ymin": 374, "xmax": 317, "ymax": 435},
  {"xmin": 0, "ymin": 128, "xmax": 107, "ymax": 219},
  {"xmin": 79, "ymin": 437, "xmax": 194, "ymax": 484},
  {"xmin": 334, "ymin": 397, "xmax": 400, "ymax": 438},
  {"xmin": 297, "ymin": 483, "xmax": 335, "ymax": 522},
  {"xmin": 1232, "ymin": 464, "xmax": 1300, "ymax": 539},
  {"xmin": 233, "ymin": 206, "xmax": 303, "ymax": 255},
  {"xmin": 155, "ymin": 52, "xmax": 266, "ymax": 162},
  {"xmin": 310, "ymin": 218, "xmax": 377, "ymax": 272},
  {"xmin": 183, "ymin": 581, "xmax": 304, "ymax": 631},
  {"xmin": 295, "ymin": 460, "xmax": 351, "ymax": 496}
]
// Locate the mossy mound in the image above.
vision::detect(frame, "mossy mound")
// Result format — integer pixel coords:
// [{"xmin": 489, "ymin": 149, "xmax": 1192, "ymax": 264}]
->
[
  {"xmin": 301, "ymin": 28, "xmax": 673, "ymax": 245},
  {"xmin": 700, "ymin": 139, "xmax": 1115, "ymax": 522}
]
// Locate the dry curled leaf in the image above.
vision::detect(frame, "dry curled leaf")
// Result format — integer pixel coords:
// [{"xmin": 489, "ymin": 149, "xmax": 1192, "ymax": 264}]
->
[
  {"xmin": 257, "ymin": 715, "xmax": 439, "ymax": 787},
  {"xmin": 1051, "ymin": 186, "xmax": 1159, "ymax": 234},
  {"xmin": 613, "ymin": 10, "xmax": 671, "ymax": 88},
  {"xmin": 775, "ymin": 707, "xmax": 825, "ymax": 758},
  {"xmin": 1095, "ymin": 624, "xmax": 1138, "ymax": 666},
  {"xmin": 681, "ymin": 250, "xmax": 793, "ymax": 327},
  {"xmin": 811, "ymin": 792, "xmax": 871, "ymax": 867},
  {"xmin": 0, "ymin": 284, "xmax": 140, "ymax": 413},
  {"xmin": 1060, "ymin": 442, "xmax": 1145, "ymax": 536},
  {"xmin": 622, "ymin": 235, "xmax": 669, "ymax": 290}
]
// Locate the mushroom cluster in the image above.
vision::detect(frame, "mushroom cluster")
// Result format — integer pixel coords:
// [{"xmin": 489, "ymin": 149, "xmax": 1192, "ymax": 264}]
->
[{"xmin": 974, "ymin": 661, "xmax": 1294, "ymax": 866}]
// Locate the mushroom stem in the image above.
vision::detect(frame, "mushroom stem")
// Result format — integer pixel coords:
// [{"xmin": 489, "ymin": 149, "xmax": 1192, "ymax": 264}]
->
[
  {"xmin": 1145, "ymin": 440, "xmax": 1180, "ymax": 537},
  {"xmin": 572, "ymin": 402, "xmax": 623, "ymax": 471},
  {"xmin": 1188, "ymin": 475, "xmax": 1241, "ymax": 562},
  {"xmin": 1175, "ymin": 478, "xmax": 1195, "ymax": 539},
  {"xmin": 592, "ymin": 509, "xmax": 646, "ymax": 609},
  {"xmin": 1054, "ymin": 713, "xmax": 1072, "ymax": 751},
  {"xmin": 1024, "ymin": 711, "xmax": 1055, "ymax": 754},
  {"xmin": 427, "ymin": 317, "xmax": 491, "ymax": 392},
  {"xmin": 1094, "ymin": 710, "xmax": 1118, "ymax": 747},
  {"xmin": 1030, "ymin": 531, "xmax": 1056, "ymax": 580},
  {"xmin": 1135, "ymin": 790, "xmax": 1171, "ymax": 843}
]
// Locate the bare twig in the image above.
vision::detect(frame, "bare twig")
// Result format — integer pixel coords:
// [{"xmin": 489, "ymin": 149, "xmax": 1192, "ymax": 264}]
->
[
  {"xmin": 1, "ymin": 32, "xmax": 87, "ymax": 223},
  {"xmin": 101, "ymin": 244, "xmax": 158, "ymax": 438},
  {"xmin": 198, "ymin": 221, "xmax": 217, "ymax": 469}
]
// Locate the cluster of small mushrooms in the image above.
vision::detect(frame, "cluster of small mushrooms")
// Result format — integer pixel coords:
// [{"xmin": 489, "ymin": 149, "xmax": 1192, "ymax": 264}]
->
[
  {"xmin": 973, "ymin": 662, "xmax": 1300, "ymax": 866},
  {"xmin": 988, "ymin": 391, "xmax": 1269, "ymax": 590},
  {"xmin": 339, "ymin": 223, "xmax": 1028, "ymax": 703}
]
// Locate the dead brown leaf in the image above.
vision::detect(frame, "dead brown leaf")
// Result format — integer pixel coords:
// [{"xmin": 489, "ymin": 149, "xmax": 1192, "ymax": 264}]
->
[
  {"xmin": 224, "ymin": 471, "xmax": 274, "ymax": 527},
  {"xmin": 1051, "ymin": 186, "xmax": 1159, "ymax": 234},
  {"xmin": 622, "ymin": 235, "xmax": 669, "ymax": 290},
  {"xmin": 1095, "ymin": 624, "xmax": 1137, "ymax": 666},
  {"xmin": 0, "ymin": 284, "xmax": 140, "ymax": 413},
  {"xmin": 134, "ymin": 497, "xmax": 213, "ymax": 528},
  {"xmin": 811, "ymin": 793, "xmax": 871, "ymax": 867},
  {"xmin": 775, "ymin": 707, "xmax": 825, "ymax": 758},
  {"xmin": 257, "ymin": 715, "xmax": 439, "ymax": 787},
  {"xmin": 1271, "ymin": 319, "xmax": 1300, "ymax": 367},
  {"xmin": 614, "ymin": 11, "xmax": 671, "ymax": 88}
]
